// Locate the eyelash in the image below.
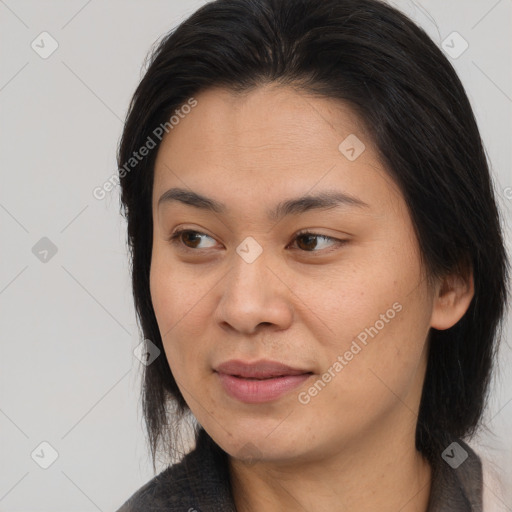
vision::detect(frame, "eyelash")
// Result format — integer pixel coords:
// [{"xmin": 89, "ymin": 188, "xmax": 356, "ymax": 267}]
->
[{"xmin": 167, "ymin": 228, "xmax": 348, "ymax": 255}]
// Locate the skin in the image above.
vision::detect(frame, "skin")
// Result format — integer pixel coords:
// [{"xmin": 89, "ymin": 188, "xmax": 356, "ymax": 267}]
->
[{"xmin": 149, "ymin": 84, "xmax": 474, "ymax": 511}]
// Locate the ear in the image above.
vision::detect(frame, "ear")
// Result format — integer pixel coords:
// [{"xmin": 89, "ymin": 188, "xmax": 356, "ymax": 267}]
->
[{"xmin": 430, "ymin": 268, "xmax": 474, "ymax": 330}]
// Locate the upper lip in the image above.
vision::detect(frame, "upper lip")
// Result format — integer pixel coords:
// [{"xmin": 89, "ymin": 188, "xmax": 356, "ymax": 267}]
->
[{"xmin": 215, "ymin": 359, "xmax": 311, "ymax": 379}]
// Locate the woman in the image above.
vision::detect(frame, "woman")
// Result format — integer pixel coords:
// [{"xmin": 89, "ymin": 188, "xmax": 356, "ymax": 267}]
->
[{"xmin": 115, "ymin": 0, "xmax": 509, "ymax": 510}]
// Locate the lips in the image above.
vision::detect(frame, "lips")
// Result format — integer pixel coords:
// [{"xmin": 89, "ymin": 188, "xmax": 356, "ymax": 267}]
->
[
  {"xmin": 215, "ymin": 359, "xmax": 311, "ymax": 379},
  {"xmin": 215, "ymin": 359, "xmax": 313, "ymax": 403}
]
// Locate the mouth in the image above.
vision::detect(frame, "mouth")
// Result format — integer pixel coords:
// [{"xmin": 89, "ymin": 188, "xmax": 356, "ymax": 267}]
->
[
  {"xmin": 215, "ymin": 359, "xmax": 312, "ymax": 378},
  {"xmin": 214, "ymin": 359, "xmax": 313, "ymax": 403}
]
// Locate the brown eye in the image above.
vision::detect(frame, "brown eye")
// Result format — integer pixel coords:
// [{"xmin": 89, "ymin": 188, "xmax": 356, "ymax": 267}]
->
[
  {"xmin": 295, "ymin": 233, "xmax": 321, "ymax": 251},
  {"xmin": 169, "ymin": 229, "xmax": 217, "ymax": 250},
  {"xmin": 292, "ymin": 231, "xmax": 344, "ymax": 253},
  {"xmin": 180, "ymin": 231, "xmax": 201, "ymax": 248}
]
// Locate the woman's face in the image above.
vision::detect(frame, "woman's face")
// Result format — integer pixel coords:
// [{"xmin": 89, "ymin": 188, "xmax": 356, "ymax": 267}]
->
[{"xmin": 150, "ymin": 84, "xmax": 438, "ymax": 463}]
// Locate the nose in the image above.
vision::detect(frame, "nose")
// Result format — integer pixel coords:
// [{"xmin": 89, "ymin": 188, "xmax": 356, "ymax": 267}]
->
[{"xmin": 214, "ymin": 248, "xmax": 294, "ymax": 335}]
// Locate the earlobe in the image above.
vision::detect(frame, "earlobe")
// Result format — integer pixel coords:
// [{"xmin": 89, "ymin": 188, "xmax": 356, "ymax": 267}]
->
[{"xmin": 430, "ymin": 270, "xmax": 474, "ymax": 330}]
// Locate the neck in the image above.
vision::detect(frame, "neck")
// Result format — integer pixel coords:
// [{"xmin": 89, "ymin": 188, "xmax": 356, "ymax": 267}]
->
[{"xmin": 228, "ymin": 416, "xmax": 432, "ymax": 512}]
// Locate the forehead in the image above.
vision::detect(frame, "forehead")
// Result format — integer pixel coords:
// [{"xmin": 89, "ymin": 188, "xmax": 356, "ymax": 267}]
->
[
  {"xmin": 152, "ymin": 84, "xmax": 401, "ymax": 213},
  {"xmin": 157, "ymin": 84, "xmax": 366, "ymax": 157}
]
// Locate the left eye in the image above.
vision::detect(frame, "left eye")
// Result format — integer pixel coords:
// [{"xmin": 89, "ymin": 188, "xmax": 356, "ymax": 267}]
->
[
  {"xmin": 291, "ymin": 231, "xmax": 341, "ymax": 252},
  {"xmin": 168, "ymin": 229, "xmax": 345, "ymax": 253}
]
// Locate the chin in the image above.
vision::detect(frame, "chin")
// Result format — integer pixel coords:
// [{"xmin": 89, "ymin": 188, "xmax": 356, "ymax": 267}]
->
[{"xmin": 202, "ymin": 415, "xmax": 310, "ymax": 462}]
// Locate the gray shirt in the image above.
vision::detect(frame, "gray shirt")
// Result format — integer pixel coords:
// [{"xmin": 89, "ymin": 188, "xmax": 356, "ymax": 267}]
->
[{"xmin": 115, "ymin": 428, "xmax": 482, "ymax": 511}]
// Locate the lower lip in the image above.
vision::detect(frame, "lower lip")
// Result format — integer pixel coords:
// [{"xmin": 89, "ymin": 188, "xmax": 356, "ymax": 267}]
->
[{"xmin": 216, "ymin": 372, "xmax": 312, "ymax": 403}]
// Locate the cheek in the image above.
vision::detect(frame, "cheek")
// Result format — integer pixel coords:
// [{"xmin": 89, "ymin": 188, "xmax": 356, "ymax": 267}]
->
[
  {"xmin": 310, "ymin": 249, "xmax": 418, "ymax": 341},
  {"xmin": 323, "ymin": 299, "xmax": 431, "ymax": 416},
  {"xmin": 149, "ymin": 251, "xmax": 217, "ymax": 384},
  {"xmin": 150, "ymin": 255, "xmax": 191, "ymax": 361},
  {"xmin": 313, "ymin": 240, "xmax": 432, "ymax": 393},
  {"xmin": 149, "ymin": 245, "xmax": 209, "ymax": 333}
]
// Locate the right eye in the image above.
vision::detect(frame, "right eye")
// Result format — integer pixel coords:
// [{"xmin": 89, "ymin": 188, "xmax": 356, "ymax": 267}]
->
[{"xmin": 168, "ymin": 229, "xmax": 218, "ymax": 251}]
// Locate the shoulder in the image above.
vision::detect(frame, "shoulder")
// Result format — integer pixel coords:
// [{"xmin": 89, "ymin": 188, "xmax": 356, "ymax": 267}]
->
[
  {"xmin": 114, "ymin": 428, "xmax": 235, "ymax": 512},
  {"xmin": 114, "ymin": 463, "xmax": 199, "ymax": 512}
]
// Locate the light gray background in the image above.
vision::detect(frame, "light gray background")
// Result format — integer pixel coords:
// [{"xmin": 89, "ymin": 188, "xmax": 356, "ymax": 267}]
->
[{"xmin": 0, "ymin": 0, "xmax": 510, "ymax": 510}]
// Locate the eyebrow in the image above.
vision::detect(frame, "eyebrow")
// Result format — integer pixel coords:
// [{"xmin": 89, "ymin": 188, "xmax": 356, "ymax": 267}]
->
[{"xmin": 158, "ymin": 187, "xmax": 369, "ymax": 222}]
